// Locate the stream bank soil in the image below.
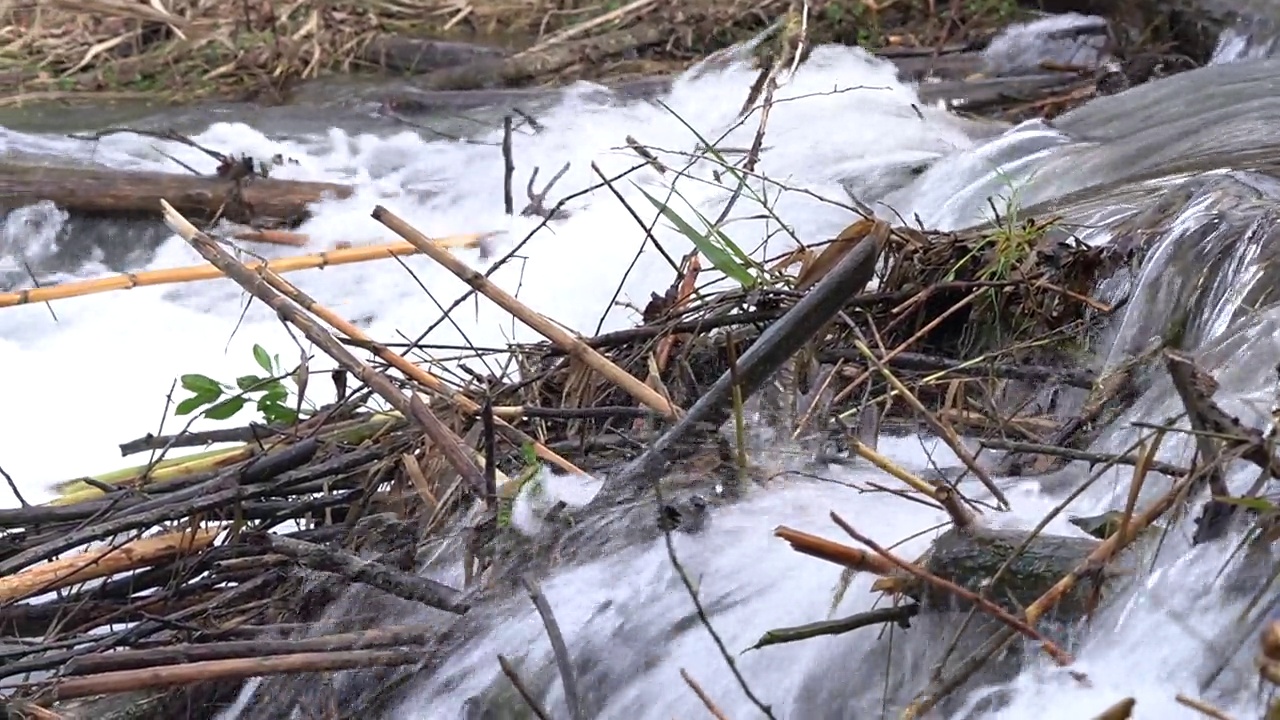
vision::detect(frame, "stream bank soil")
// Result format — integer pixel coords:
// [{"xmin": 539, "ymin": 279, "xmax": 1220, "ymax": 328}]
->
[{"xmin": 0, "ymin": 0, "xmax": 1249, "ymax": 105}]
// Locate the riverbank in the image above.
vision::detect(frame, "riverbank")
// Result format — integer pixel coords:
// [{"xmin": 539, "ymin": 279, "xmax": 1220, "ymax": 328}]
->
[{"xmin": 0, "ymin": 0, "xmax": 1222, "ymax": 105}]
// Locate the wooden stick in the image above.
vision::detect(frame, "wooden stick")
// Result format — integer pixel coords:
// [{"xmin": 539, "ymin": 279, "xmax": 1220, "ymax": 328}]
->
[
  {"xmin": 498, "ymin": 654, "xmax": 554, "ymax": 720},
  {"xmin": 0, "ymin": 238, "xmax": 483, "ymax": 308},
  {"xmin": 61, "ymin": 624, "xmax": 438, "ymax": 676},
  {"xmin": 0, "ymin": 526, "xmax": 220, "ymax": 603},
  {"xmin": 847, "ymin": 438, "xmax": 975, "ymax": 528},
  {"xmin": 680, "ymin": 668, "xmax": 732, "ymax": 720},
  {"xmin": 520, "ymin": 574, "xmax": 584, "ymax": 720},
  {"xmin": 372, "ymin": 205, "xmax": 685, "ymax": 421},
  {"xmin": 829, "ymin": 511, "xmax": 1074, "ymax": 665},
  {"xmin": 161, "ymin": 199, "xmax": 490, "ymax": 505},
  {"xmin": 32, "ymin": 649, "xmax": 421, "ymax": 704},
  {"xmin": 261, "ymin": 535, "xmax": 467, "ymax": 614},
  {"xmin": 774, "ymin": 526, "xmax": 896, "ymax": 575},
  {"xmin": 255, "ymin": 267, "xmax": 583, "ymax": 475},
  {"xmin": 230, "ymin": 227, "xmax": 309, "ymax": 246}
]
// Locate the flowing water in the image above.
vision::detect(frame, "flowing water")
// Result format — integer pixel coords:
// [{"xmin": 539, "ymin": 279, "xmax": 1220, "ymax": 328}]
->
[{"xmin": 6, "ymin": 18, "xmax": 1280, "ymax": 720}]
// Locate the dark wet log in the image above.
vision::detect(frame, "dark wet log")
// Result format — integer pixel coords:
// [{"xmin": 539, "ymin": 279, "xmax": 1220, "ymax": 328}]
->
[
  {"xmin": 598, "ymin": 221, "xmax": 885, "ymax": 502},
  {"xmin": 358, "ymin": 35, "xmax": 508, "ymax": 74},
  {"xmin": 0, "ymin": 164, "xmax": 353, "ymax": 224},
  {"xmin": 411, "ymin": 27, "xmax": 668, "ymax": 91},
  {"xmin": 880, "ymin": 526, "xmax": 1122, "ymax": 619}
]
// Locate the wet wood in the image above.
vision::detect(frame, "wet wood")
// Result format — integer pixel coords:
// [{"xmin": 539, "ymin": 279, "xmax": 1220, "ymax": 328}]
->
[
  {"xmin": 0, "ymin": 527, "xmax": 220, "ymax": 603},
  {"xmin": 358, "ymin": 35, "xmax": 508, "ymax": 74},
  {"xmin": 411, "ymin": 27, "xmax": 668, "ymax": 91},
  {"xmin": 61, "ymin": 625, "xmax": 437, "ymax": 676},
  {"xmin": 0, "ymin": 163, "xmax": 354, "ymax": 224}
]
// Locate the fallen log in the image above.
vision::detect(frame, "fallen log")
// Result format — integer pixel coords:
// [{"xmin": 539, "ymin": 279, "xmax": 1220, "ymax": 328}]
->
[
  {"xmin": 409, "ymin": 27, "xmax": 668, "ymax": 91},
  {"xmin": 358, "ymin": 35, "xmax": 508, "ymax": 74},
  {"xmin": 872, "ymin": 526, "xmax": 1127, "ymax": 620},
  {"xmin": 0, "ymin": 164, "xmax": 353, "ymax": 224}
]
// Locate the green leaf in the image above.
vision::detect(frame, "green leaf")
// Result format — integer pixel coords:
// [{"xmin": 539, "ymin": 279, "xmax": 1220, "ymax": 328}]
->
[
  {"xmin": 175, "ymin": 395, "xmax": 208, "ymax": 416},
  {"xmin": 520, "ymin": 442, "xmax": 537, "ymax": 465},
  {"xmin": 205, "ymin": 397, "xmax": 247, "ymax": 421},
  {"xmin": 635, "ymin": 185, "xmax": 755, "ymax": 287},
  {"xmin": 236, "ymin": 375, "xmax": 269, "ymax": 392},
  {"xmin": 261, "ymin": 385, "xmax": 289, "ymax": 404},
  {"xmin": 260, "ymin": 401, "xmax": 298, "ymax": 425},
  {"xmin": 180, "ymin": 374, "xmax": 223, "ymax": 396},
  {"xmin": 253, "ymin": 344, "xmax": 272, "ymax": 373}
]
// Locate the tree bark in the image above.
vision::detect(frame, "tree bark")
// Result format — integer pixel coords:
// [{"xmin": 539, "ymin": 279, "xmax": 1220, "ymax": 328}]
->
[{"xmin": 0, "ymin": 163, "xmax": 353, "ymax": 224}]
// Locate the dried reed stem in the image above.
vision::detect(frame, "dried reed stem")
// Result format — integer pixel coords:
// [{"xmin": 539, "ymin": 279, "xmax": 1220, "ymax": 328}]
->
[{"xmin": 372, "ymin": 205, "xmax": 685, "ymax": 420}]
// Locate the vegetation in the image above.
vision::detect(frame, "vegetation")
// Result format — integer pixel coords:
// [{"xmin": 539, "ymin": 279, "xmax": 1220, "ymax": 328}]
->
[{"xmin": 0, "ymin": 0, "xmax": 1032, "ymax": 103}]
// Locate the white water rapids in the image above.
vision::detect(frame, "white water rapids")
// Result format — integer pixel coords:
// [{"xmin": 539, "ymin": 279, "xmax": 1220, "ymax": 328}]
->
[{"xmin": 5, "ymin": 21, "xmax": 1280, "ymax": 720}]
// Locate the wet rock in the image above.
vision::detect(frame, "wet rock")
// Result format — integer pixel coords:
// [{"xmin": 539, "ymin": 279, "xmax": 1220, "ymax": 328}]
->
[{"xmin": 982, "ymin": 13, "xmax": 1113, "ymax": 76}]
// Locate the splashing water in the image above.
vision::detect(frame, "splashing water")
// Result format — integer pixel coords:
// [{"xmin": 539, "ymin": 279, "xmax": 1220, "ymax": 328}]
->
[{"xmin": 6, "ymin": 29, "xmax": 1280, "ymax": 720}]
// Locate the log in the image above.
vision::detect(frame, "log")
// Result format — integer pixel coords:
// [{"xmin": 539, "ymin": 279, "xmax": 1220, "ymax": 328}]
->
[
  {"xmin": 0, "ymin": 164, "xmax": 353, "ymax": 224},
  {"xmin": 874, "ymin": 526, "xmax": 1127, "ymax": 620},
  {"xmin": 358, "ymin": 35, "xmax": 508, "ymax": 74},
  {"xmin": 410, "ymin": 27, "xmax": 667, "ymax": 91}
]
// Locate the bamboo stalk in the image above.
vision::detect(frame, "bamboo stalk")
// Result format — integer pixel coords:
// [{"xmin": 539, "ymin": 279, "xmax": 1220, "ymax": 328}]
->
[
  {"xmin": 53, "ymin": 446, "xmax": 255, "ymax": 505},
  {"xmin": 372, "ymin": 205, "xmax": 685, "ymax": 421},
  {"xmin": 0, "ymin": 236, "xmax": 483, "ymax": 309},
  {"xmin": 0, "ymin": 526, "xmax": 221, "ymax": 603},
  {"xmin": 847, "ymin": 437, "xmax": 975, "ymax": 528},
  {"xmin": 254, "ymin": 265, "xmax": 584, "ymax": 475}
]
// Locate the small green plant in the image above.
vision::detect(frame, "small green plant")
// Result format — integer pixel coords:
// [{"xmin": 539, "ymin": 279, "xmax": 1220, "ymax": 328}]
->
[
  {"xmin": 175, "ymin": 344, "xmax": 306, "ymax": 425},
  {"xmin": 496, "ymin": 442, "xmax": 545, "ymax": 529},
  {"xmin": 637, "ymin": 184, "xmax": 759, "ymax": 288}
]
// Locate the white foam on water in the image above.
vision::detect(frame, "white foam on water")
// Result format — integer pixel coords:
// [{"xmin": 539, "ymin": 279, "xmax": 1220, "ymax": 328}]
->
[
  {"xmin": 0, "ymin": 45, "xmax": 975, "ymax": 503},
  {"xmin": 1, "ymin": 38, "xmax": 1273, "ymax": 720}
]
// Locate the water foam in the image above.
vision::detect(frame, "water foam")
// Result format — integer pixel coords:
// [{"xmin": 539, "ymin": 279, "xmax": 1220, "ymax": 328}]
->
[
  {"xmin": 0, "ymin": 46, "xmax": 974, "ymax": 502},
  {"xmin": 4, "ymin": 37, "xmax": 1280, "ymax": 720}
]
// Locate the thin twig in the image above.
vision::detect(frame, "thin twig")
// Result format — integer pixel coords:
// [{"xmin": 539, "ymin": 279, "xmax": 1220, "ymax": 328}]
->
[
  {"xmin": 658, "ymin": 485, "xmax": 776, "ymax": 719},
  {"xmin": 502, "ymin": 115, "xmax": 515, "ymax": 215},
  {"xmin": 519, "ymin": 573, "xmax": 584, "ymax": 720},
  {"xmin": 680, "ymin": 668, "xmax": 732, "ymax": 720},
  {"xmin": 497, "ymin": 654, "xmax": 553, "ymax": 720}
]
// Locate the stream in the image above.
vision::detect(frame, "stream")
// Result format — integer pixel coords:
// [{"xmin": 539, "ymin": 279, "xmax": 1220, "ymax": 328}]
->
[{"xmin": 5, "ymin": 16, "xmax": 1280, "ymax": 720}]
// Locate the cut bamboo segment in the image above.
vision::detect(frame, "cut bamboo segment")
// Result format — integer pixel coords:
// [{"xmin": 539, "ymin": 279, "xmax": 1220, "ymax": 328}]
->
[
  {"xmin": 0, "ymin": 236, "xmax": 485, "ymax": 309},
  {"xmin": 373, "ymin": 205, "xmax": 685, "ymax": 421},
  {"xmin": 0, "ymin": 526, "xmax": 222, "ymax": 603}
]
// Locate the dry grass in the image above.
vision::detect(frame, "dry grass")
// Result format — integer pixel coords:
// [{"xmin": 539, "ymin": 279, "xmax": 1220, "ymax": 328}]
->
[{"xmin": 0, "ymin": 0, "xmax": 1025, "ymax": 103}]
